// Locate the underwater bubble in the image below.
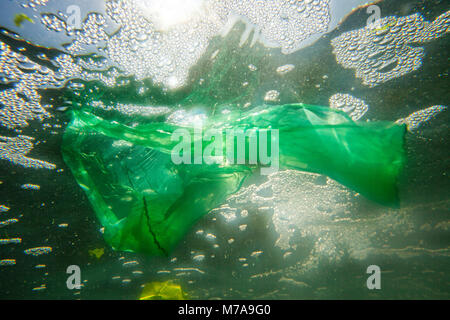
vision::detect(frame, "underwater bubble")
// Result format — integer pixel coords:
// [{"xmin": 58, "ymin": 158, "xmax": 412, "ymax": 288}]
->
[
  {"xmin": 239, "ymin": 224, "xmax": 248, "ymax": 231},
  {"xmin": 0, "ymin": 218, "xmax": 19, "ymax": 228},
  {"xmin": 193, "ymin": 254, "xmax": 206, "ymax": 262},
  {"xmin": 0, "ymin": 259, "xmax": 16, "ymax": 266},
  {"xmin": 276, "ymin": 64, "xmax": 295, "ymax": 75},
  {"xmin": 329, "ymin": 93, "xmax": 368, "ymax": 121},
  {"xmin": 0, "ymin": 238, "xmax": 22, "ymax": 245},
  {"xmin": 40, "ymin": 14, "xmax": 67, "ymax": 32},
  {"xmin": 21, "ymin": 183, "xmax": 41, "ymax": 190},
  {"xmin": 24, "ymin": 246, "xmax": 53, "ymax": 256},
  {"xmin": 331, "ymin": 11, "xmax": 450, "ymax": 87},
  {"xmin": 250, "ymin": 250, "xmax": 263, "ymax": 258},
  {"xmin": 264, "ymin": 90, "xmax": 280, "ymax": 102},
  {"xmin": 396, "ymin": 105, "xmax": 447, "ymax": 132},
  {"xmin": 122, "ymin": 260, "xmax": 139, "ymax": 267},
  {"xmin": 0, "ymin": 135, "xmax": 56, "ymax": 170}
]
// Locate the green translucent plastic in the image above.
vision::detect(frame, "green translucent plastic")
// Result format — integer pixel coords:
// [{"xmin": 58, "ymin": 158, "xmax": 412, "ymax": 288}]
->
[{"xmin": 62, "ymin": 103, "xmax": 406, "ymax": 256}]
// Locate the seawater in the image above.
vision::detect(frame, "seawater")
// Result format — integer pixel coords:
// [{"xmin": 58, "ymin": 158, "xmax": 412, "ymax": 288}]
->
[{"xmin": 0, "ymin": 0, "xmax": 448, "ymax": 299}]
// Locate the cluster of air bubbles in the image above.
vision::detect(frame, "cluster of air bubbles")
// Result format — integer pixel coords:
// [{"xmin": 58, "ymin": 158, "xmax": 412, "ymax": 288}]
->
[
  {"xmin": 264, "ymin": 90, "xmax": 280, "ymax": 102},
  {"xmin": 167, "ymin": 109, "xmax": 208, "ymax": 126},
  {"xmin": 0, "ymin": 33, "xmax": 120, "ymax": 167},
  {"xmin": 40, "ymin": 13, "xmax": 68, "ymax": 33},
  {"xmin": 26, "ymin": 0, "xmax": 335, "ymax": 89},
  {"xmin": 206, "ymin": 168, "xmax": 447, "ymax": 290},
  {"xmin": 0, "ymin": 259, "xmax": 16, "ymax": 266},
  {"xmin": 64, "ymin": 13, "xmax": 108, "ymax": 54},
  {"xmin": 396, "ymin": 105, "xmax": 447, "ymax": 132},
  {"xmin": 276, "ymin": 64, "xmax": 295, "ymax": 75},
  {"xmin": 76, "ymin": 56, "xmax": 110, "ymax": 71},
  {"xmin": 331, "ymin": 11, "xmax": 450, "ymax": 87},
  {"xmin": 214, "ymin": 0, "xmax": 331, "ymax": 54},
  {"xmin": 329, "ymin": 93, "xmax": 368, "ymax": 121},
  {"xmin": 90, "ymin": 100, "xmax": 172, "ymax": 118},
  {"xmin": 103, "ymin": 0, "xmax": 221, "ymax": 88},
  {"xmin": 0, "ymin": 218, "xmax": 18, "ymax": 228},
  {"xmin": 0, "ymin": 135, "xmax": 56, "ymax": 169},
  {"xmin": 0, "ymin": 238, "xmax": 22, "ymax": 245},
  {"xmin": 0, "ymin": 35, "xmax": 118, "ymax": 142},
  {"xmin": 265, "ymin": 171, "xmax": 356, "ymax": 252},
  {"xmin": 0, "ymin": 41, "xmax": 53, "ymax": 129},
  {"xmin": 0, "ymin": 191, "xmax": 22, "ymax": 270},
  {"xmin": 21, "ymin": 183, "xmax": 41, "ymax": 190},
  {"xmin": 106, "ymin": 255, "xmax": 147, "ymax": 286},
  {"xmin": 24, "ymin": 246, "xmax": 53, "ymax": 256},
  {"xmin": 20, "ymin": 0, "xmax": 49, "ymax": 9},
  {"xmin": 162, "ymin": 166, "xmax": 440, "ymax": 298},
  {"xmin": 248, "ymin": 64, "xmax": 258, "ymax": 71}
]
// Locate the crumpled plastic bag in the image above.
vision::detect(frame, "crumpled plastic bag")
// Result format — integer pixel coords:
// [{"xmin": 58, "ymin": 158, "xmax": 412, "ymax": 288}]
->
[{"xmin": 62, "ymin": 103, "xmax": 406, "ymax": 256}]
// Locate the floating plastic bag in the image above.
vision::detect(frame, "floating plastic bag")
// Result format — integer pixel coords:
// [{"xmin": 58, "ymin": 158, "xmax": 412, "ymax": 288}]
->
[{"xmin": 62, "ymin": 103, "xmax": 406, "ymax": 256}]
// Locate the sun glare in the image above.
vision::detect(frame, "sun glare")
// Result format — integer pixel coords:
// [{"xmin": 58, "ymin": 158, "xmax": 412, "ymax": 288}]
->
[{"xmin": 137, "ymin": 0, "xmax": 208, "ymax": 31}]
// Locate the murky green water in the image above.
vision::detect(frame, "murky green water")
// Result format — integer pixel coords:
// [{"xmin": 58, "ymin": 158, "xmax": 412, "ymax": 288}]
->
[{"xmin": 0, "ymin": 0, "xmax": 448, "ymax": 299}]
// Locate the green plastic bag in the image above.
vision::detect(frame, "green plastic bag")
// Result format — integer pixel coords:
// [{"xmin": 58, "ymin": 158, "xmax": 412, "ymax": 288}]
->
[{"xmin": 62, "ymin": 103, "xmax": 406, "ymax": 256}]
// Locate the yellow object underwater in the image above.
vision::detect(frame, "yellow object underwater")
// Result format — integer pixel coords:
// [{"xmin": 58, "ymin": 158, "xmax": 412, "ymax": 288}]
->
[
  {"xmin": 14, "ymin": 14, "xmax": 34, "ymax": 27},
  {"xmin": 139, "ymin": 281, "xmax": 187, "ymax": 300},
  {"xmin": 88, "ymin": 248, "xmax": 104, "ymax": 259}
]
